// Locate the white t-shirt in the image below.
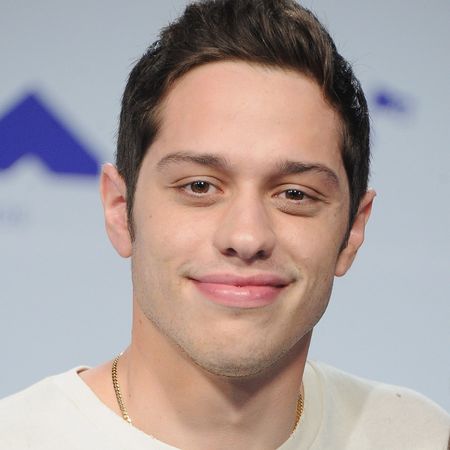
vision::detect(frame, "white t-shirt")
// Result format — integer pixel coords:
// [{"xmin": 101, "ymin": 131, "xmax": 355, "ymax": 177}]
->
[{"xmin": 0, "ymin": 361, "xmax": 448, "ymax": 449}]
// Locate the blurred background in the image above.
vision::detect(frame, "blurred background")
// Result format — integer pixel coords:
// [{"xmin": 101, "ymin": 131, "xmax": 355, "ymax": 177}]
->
[{"xmin": 1, "ymin": 0, "xmax": 449, "ymax": 411}]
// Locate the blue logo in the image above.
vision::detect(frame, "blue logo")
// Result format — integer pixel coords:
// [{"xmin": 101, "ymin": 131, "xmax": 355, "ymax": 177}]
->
[
  {"xmin": 372, "ymin": 88, "xmax": 410, "ymax": 114},
  {"xmin": 0, "ymin": 92, "xmax": 99, "ymax": 176}
]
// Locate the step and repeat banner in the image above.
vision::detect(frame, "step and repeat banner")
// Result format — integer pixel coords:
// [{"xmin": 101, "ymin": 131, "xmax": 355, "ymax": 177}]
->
[{"xmin": 1, "ymin": 1, "xmax": 449, "ymax": 410}]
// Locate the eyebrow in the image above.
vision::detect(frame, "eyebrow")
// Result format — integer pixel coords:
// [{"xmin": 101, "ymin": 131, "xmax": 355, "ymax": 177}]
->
[
  {"xmin": 156, "ymin": 151, "xmax": 340, "ymax": 188},
  {"xmin": 156, "ymin": 151, "xmax": 231, "ymax": 172},
  {"xmin": 275, "ymin": 160, "xmax": 340, "ymax": 188}
]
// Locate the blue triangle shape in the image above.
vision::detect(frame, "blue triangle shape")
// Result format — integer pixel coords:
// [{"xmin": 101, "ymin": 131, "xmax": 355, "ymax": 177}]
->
[{"xmin": 0, "ymin": 92, "xmax": 99, "ymax": 175}]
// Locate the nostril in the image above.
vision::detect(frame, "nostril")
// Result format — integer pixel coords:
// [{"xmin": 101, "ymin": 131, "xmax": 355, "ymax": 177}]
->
[
  {"xmin": 223, "ymin": 247, "xmax": 269, "ymax": 262},
  {"xmin": 255, "ymin": 249, "xmax": 268, "ymax": 260}
]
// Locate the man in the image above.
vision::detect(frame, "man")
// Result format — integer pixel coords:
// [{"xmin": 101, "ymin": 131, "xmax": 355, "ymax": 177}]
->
[{"xmin": 1, "ymin": 0, "xmax": 449, "ymax": 449}]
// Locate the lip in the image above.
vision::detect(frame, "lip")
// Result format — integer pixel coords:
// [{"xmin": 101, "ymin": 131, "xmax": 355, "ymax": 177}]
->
[{"xmin": 190, "ymin": 273, "xmax": 291, "ymax": 309}]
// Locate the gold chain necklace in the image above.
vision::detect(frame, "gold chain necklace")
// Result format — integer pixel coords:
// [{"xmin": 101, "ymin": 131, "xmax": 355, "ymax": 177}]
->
[
  {"xmin": 112, "ymin": 353, "xmax": 304, "ymax": 433},
  {"xmin": 112, "ymin": 354, "xmax": 132, "ymax": 424}
]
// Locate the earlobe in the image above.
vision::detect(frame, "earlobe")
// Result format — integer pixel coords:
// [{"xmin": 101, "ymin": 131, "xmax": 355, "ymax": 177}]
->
[
  {"xmin": 100, "ymin": 163, "xmax": 132, "ymax": 258},
  {"xmin": 335, "ymin": 189, "xmax": 376, "ymax": 277}
]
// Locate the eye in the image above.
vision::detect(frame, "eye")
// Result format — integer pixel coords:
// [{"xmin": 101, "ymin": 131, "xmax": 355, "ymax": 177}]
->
[
  {"xmin": 283, "ymin": 189, "xmax": 306, "ymax": 201},
  {"xmin": 179, "ymin": 179, "xmax": 219, "ymax": 196},
  {"xmin": 273, "ymin": 187, "xmax": 319, "ymax": 215},
  {"xmin": 189, "ymin": 180, "xmax": 211, "ymax": 194}
]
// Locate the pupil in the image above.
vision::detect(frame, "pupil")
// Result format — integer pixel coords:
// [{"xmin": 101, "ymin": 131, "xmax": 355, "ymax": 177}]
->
[
  {"xmin": 286, "ymin": 189, "xmax": 304, "ymax": 200},
  {"xmin": 192, "ymin": 181, "xmax": 209, "ymax": 193}
]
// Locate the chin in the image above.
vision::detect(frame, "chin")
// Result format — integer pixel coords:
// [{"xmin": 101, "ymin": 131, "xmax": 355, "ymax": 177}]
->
[
  {"xmin": 182, "ymin": 337, "xmax": 300, "ymax": 379},
  {"xmin": 195, "ymin": 358, "xmax": 270, "ymax": 378}
]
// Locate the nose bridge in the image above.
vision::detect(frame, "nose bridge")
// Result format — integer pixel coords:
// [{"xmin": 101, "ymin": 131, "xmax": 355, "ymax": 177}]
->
[{"xmin": 213, "ymin": 183, "xmax": 276, "ymax": 261}]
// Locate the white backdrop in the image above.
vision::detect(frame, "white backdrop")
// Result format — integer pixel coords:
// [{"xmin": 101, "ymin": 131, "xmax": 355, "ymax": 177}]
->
[{"xmin": 1, "ymin": 0, "xmax": 449, "ymax": 412}]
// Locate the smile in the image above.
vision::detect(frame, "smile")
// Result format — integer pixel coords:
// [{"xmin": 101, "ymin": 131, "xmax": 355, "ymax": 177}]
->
[{"xmin": 190, "ymin": 273, "xmax": 290, "ymax": 309}]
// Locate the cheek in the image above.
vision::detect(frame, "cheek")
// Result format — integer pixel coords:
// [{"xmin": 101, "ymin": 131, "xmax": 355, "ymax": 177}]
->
[
  {"xmin": 282, "ymin": 216, "xmax": 345, "ymax": 269},
  {"xmin": 134, "ymin": 201, "xmax": 209, "ymax": 260}
]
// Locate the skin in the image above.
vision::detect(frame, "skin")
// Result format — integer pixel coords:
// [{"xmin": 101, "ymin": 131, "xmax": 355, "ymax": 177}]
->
[{"xmin": 82, "ymin": 61, "xmax": 375, "ymax": 450}]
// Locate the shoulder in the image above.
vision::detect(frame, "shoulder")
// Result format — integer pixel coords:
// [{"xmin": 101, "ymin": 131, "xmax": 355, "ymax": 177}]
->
[
  {"xmin": 307, "ymin": 361, "xmax": 450, "ymax": 450},
  {"xmin": 0, "ymin": 368, "xmax": 90, "ymax": 449}
]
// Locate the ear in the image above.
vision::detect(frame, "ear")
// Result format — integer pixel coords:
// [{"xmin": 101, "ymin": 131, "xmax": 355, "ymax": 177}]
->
[
  {"xmin": 335, "ymin": 189, "xmax": 376, "ymax": 277},
  {"xmin": 100, "ymin": 163, "xmax": 132, "ymax": 258}
]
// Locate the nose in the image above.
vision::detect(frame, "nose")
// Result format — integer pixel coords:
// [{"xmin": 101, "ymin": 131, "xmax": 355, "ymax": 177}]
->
[{"xmin": 213, "ymin": 190, "xmax": 276, "ymax": 263}]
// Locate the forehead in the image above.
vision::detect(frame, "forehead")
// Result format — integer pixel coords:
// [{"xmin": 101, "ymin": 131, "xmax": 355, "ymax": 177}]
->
[{"xmin": 149, "ymin": 61, "xmax": 345, "ymax": 182}]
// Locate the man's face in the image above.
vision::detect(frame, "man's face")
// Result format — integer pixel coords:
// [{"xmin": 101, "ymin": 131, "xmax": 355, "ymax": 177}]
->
[{"xmin": 122, "ymin": 61, "xmax": 365, "ymax": 377}]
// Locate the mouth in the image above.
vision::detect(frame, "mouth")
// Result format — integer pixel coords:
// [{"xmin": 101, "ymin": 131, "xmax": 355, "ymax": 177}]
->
[{"xmin": 189, "ymin": 273, "xmax": 291, "ymax": 309}]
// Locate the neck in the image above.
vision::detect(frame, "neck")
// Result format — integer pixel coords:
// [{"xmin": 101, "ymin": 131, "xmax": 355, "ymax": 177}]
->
[{"xmin": 118, "ymin": 304, "xmax": 311, "ymax": 450}]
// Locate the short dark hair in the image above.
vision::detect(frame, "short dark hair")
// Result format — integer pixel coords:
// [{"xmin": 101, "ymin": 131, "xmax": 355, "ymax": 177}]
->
[{"xmin": 116, "ymin": 0, "xmax": 370, "ymax": 240}]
